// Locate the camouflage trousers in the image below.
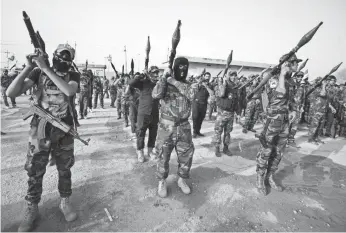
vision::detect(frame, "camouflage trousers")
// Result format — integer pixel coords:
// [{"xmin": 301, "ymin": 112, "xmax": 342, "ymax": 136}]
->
[
  {"xmin": 308, "ymin": 111, "xmax": 325, "ymax": 140},
  {"xmin": 212, "ymin": 109, "xmax": 235, "ymax": 146},
  {"xmin": 325, "ymin": 108, "xmax": 336, "ymax": 135},
  {"xmin": 121, "ymin": 102, "xmax": 130, "ymax": 125},
  {"xmin": 152, "ymin": 118, "xmax": 194, "ymax": 180},
  {"xmin": 288, "ymin": 110, "xmax": 301, "ymax": 142},
  {"xmin": 1, "ymin": 87, "xmax": 16, "ymax": 107},
  {"xmin": 93, "ymin": 90, "xmax": 104, "ymax": 108},
  {"xmin": 78, "ymin": 90, "xmax": 89, "ymax": 117},
  {"xmin": 256, "ymin": 113, "xmax": 289, "ymax": 175},
  {"xmin": 208, "ymin": 101, "xmax": 217, "ymax": 119},
  {"xmin": 25, "ymin": 117, "xmax": 75, "ymax": 204},
  {"xmin": 243, "ymin": 99, "xmax": 261, "ymax": 130},
  {"xmin": 116, "ymin": 98, "xmax": 122, "ymax": 117},
  {"xmin": 110, "ymin": 91, "xmax": 116, "ymax": 107},
  {"xmin": 129, "ymin": 102, "xmax": 138, "ymax": 134}
]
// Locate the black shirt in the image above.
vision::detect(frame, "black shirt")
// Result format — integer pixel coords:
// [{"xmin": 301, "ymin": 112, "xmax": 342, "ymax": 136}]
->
[
  {"xmin": 194, "ymin": 84, "xmax": 209, "ymax": 105},
  {"xmin": 129, "ymin": 77, "xmax": 159, "ymax": 116}
]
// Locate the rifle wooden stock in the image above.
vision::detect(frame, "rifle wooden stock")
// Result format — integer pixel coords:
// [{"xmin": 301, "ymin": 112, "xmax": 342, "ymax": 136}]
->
[{"xmin": 247, "ymin": 22, "xmax": 323, "ymax": 100}]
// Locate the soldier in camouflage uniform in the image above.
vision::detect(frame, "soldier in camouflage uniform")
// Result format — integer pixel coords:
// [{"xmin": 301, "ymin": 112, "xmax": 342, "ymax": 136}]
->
[
  {"xmin": 78, "ymin": 70, "xmax": 91, "ymax": 119},
  {"xmin": 255, "ymin": 54, "xmax": 302, "ymax": 196},
  {"xmin": 243, "ymin": 75, "xmax": 262, "ymax": 133},
  {"xmin": 126, "ymin": 78, "xmax": 140, "ymax": 136},
  {"xmin": 1, "ymin": 69, "xmax": 17, "ymax": 108},
  {"xmin": 151, "ymin": 57, "xmax": 200, "ymax": 198},
  {"xmin": 121, "ymin": 75, "xmax": 130, "ymax": 127},
  {"xmin": 307, "ymin": 77, "xmax": 329, "ymax": 144},
  {"xmin": 207, "ymin": 76, "xmax": 218, "ymax": 120},
  {"xmin": 93, "ymin": 76, "xmax": 104, "ymax": 109},
  {"xmin": 287, "ymin": 71, "xmax": 305, "ymax": 147},
  {"xmin": 114, "ymin": 77, "xmax": 124, "ymax": 119},
  {"xmin": 102, "ymin": 76, "xmax": 110, "ymax": 99},
  {"xmin": 109, "ymin": 76, "xmax": 117, "ymax": 107},
  {"xmin": 213, "ymin": 70, "xmax": 239, "ymax": 157},
  {"xmin": 324, "ymin": 75, "xmax": 338, "ymax": 137},
  {"xmin": 6, "ymin": 44, "xmax": 79, "ymax": 231}
]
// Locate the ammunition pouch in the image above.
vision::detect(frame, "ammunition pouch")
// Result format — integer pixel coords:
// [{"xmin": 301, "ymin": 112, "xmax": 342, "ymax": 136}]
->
[{"xmin": 161, "ymin": 114, "xmax": 189, "ymax": 126}]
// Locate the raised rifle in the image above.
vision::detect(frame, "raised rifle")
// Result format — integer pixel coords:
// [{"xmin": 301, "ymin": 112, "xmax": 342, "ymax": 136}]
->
[
  {"xmin": 237, "ymin": 66, "xmax": 244, "ymax": 76},
  {"xmin": 306, "ymin": 62, "xmax": 343, "ymax": 97},
  {"xmin": 222, "ymin": 50, "xmax": 233, "ymax": 78},
  {"xmin": 22, "ymin": 11, "xmax": 49, "ymax": 66},
  {"xmin": 23, "ymin": 99, "xmax": 90, "ymax": 145},
  {"xmin": 110, "ymin": 62, "xmax": 119, "ymax": 78},
  {"xmin": 247, "ymin": 22, "xmax": 323, "ymax": 100},
  {"xmin": 167, "ymin": 20, "xmax": 182, "ymax": 72},
  {"xmin": 131, "ymin": 59, "xmax": 134, "ymax": 75},
  {"xmin": 145, "ymin": 36, "xmax": 151, "ymax": 71},
  {"xmin": 237, "ymin": 66, "xmax": 271, "ymax": 90},
  {"xmin": 294, "ymin": 58, "xmax": 309, "ymax": 77}
]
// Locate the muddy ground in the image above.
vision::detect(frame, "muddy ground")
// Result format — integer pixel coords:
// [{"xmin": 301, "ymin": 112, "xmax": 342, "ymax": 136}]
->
[{"xmin": 1, "ymin": 95, "xmax": 346, "ymax": 232}]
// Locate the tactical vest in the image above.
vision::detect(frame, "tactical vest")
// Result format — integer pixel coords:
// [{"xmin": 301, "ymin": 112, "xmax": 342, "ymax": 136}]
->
[
  {"xmin": 33, "ymin": 71, "xmax": 71, "ymax": 119},
  {"xmin": 160, "ymin": 78, "xmax": 191, "ymax": 120},
  {"xmin": 216, "ymin": 82, "xmax": 236, "ymax": 112}
]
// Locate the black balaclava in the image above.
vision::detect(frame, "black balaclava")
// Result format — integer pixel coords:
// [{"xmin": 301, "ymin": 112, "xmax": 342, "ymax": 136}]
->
[
  {"xmin": 52, "ymin": 50, "xmax": 72, "ymax": 73},
  {"xmin": 173, "ymin": 57, "xmax": 189, "ymax": 82}
]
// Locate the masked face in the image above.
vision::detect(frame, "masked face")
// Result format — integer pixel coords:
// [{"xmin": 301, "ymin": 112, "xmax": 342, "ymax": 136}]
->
[
  {"xmin": 52, "ymin": 51, "xmax": 72, "ymax": 73},
  {"xmin": 173, "ymin": 57, "xmax": 189, "ymax": 81}
]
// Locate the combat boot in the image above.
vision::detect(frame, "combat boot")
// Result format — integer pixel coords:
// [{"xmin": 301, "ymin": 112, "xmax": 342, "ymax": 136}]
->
[
  {"xmin": 287, "ymin": 140, "xmax": 300, "ymax": 148},
  {"xmin": 18, "ymin": 201, "xmax": 39, "ymax": 232},
  {"xmin": 242, "ymin": 128, "xmax": 248, "ymax": 134},
  {"xmin": 249, "ymin": 128, "xmax": 257, "ymax": 133},
  {"xmin": 223, "ymin": 145, "xmax": 233, "ymax": 156},
  {"xmin": 137, "ymin": 149, "xmax": 145, "ymax": 163},
  {"xmin": 256, "ymin": 172, "xmax": 267, "ymax": 196},
  {"xmin": 148, "ymin": 147, "xmax": 158, "ymax": 161},
  {"xmin": 158, "ymin": 179, "xmax": 167, "ymax": 198},
  {"xmin": 215, "ymin": 146, "xmax": 221, "ymax": 157},
  {"xmin": 177, "ymin": 177, "xmax": 191, "ymax": 195},
  {"xmin": 59, "ymin": 197, "xmax": 77, "ymax": 222},
  {"xmin": 266, "ymin": 171, "xmax": 283, "ymax": 192}
]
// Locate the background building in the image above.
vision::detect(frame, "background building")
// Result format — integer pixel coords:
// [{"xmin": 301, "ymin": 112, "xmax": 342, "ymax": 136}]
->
[{"xmin": 159, "ymin": 56, "xmax": 275, "ymax": 77}]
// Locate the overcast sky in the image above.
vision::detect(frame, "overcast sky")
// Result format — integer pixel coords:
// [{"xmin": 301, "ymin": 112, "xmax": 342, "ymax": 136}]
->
[{"xmin": 1, "ymin": 0, "xmax": 346, "ymax": 79}]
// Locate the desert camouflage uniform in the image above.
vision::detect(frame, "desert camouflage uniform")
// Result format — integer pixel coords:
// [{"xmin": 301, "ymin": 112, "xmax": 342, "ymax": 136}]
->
[
  {"xmin": 151, "ymin": 77, "xmax": 198, "ymax": 179},
  {"xmin": 93, "ymin": 76, "xmax": 104, "ymax": 108},
  {"xmin": 308, "ymin": 86, "xmax": 328, "ymax": 142},
  {"xmin": 213, "ymin": 80, "xmax": 238, "ymax": 148}
]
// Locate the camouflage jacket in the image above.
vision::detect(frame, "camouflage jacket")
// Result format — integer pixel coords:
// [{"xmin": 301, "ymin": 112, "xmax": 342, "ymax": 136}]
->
[
  {"xmin": 93, "ymin": 77, "xmax": 103, "ymax": 92},
  {"xmin": 152, "ymin": 76, "xmax": 198, "ymax": 121},
  {"xmin": 102, "ymin": 79, "xmax": 109, "ymax": 91},
  {"xmin": 308, "ymin": 86, "xmax": 328, "ymax": 114},
  {"xmin": 1, "ymin": 74, "xmax": 12, "ymax": 89}
]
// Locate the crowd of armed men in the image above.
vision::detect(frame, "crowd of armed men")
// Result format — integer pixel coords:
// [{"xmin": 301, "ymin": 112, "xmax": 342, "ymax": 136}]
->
[{"xmin": 2, "ymin": 17, "xmax": 346, "ymax": 231}]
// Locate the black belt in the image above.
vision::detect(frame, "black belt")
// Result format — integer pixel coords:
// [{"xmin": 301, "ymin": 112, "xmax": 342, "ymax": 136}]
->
[
  {"xmin": 161, "ymin": 114, "xmax": 189, "ymax": 125},
  {"xmin": 266, "ymin": 108, "xmax": 288, "ymax": 115}
]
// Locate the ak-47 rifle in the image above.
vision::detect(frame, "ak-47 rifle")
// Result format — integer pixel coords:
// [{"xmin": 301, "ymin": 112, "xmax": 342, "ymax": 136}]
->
[
  {"xmin": 247, "ymin": 22, "xmax": 323, "ymax": 100},
  {"xmin": 216, "ymin": 70, "xmax": 223, "ymax": 77},
  {"xmin": 237, "ymin": 66, "xmax": 244, "ymax": 76},
  {"xmin": 306, "ymin": 62, "xmax": 343, "ymax": 97},
  {"xmin": 167, "ymin": 20, "xmax": 182, "ymax": 73},
  {"xmin": 22, "ymin": 11, "xmax": 49, "ymax": 66},
  {"xmin": 145, "ymin": 36, "xmax": 151, "ymax": 71},
  {"xmin": 237, "ymin": 66, "xmax": 271, "ymax": 90},
  {"xmin": 23, "ymin": 99, "xmax": 90, "ymax": 145},
  {"xmin": 222, "ymin": 51, "xmax": 233, "ymax": 79}
]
